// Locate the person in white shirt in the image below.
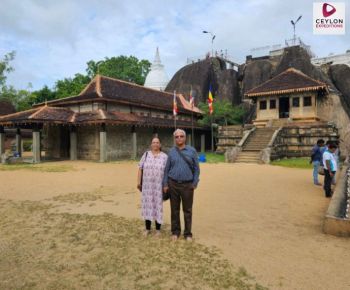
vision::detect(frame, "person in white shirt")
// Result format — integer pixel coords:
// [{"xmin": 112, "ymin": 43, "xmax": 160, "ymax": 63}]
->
[{"xmin": 323, "ymin": 143, "xmax": 338, "ymax": 198}]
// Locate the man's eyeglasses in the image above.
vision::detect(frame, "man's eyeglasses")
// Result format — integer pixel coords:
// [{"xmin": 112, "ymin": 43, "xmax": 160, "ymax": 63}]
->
[{"xmin": 175, "ymin": 135, "xmax": 185, "ymax": 139}]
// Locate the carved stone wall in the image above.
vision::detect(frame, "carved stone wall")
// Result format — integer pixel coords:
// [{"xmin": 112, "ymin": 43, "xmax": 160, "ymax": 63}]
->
[
  {"xmin": 216, "ymin": 125, "xmax": 244, "ymax": 153},
  {"xmin": 271, "ymin": 123, "xmax": 339, "ymax": 160}
]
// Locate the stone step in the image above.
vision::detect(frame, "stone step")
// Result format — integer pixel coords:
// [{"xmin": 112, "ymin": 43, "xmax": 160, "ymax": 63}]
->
[
  {"xmin": 236, "ymin": 154, "xmax": 260, "ymax": 158},
  {"xmin": 236, "ymin": 159, "xmax": 260, "ymax": 163},
  {"xmin": 245, "ymin": 144, "xmax": 269, "ymax": 147},
  {"xmin": 245, "ymin": 142, "xmax": 270, "ymax": 146},
  {"xmin": 244, "ymin": 147, "xmax": 266, "ymax": 150},
  {"xmin": 238, "ymin": 152, "xmax": 260, "ymax": 156},
  {"xmin": 245, "ymin": 140, "xmax": 270, "ymax": 144},
  {"xmin": 246, "ymin": 134, "xmax": 272, "ymax": 139},
  {"xmin": 236, "ymin": 156, "xmax": 260, "ymax": 160},
  {"xmin": 246, "ymin": 137, "xmax": 272, "ymax": 140},
  {"xmin": 245, "ymin": 141, "xmax": 269, "ymax": 146}
]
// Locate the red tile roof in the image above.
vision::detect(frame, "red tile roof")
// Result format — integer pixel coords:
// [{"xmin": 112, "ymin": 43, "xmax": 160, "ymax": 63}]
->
[
  {"xmin": 39, "ymin": 75, "xmax": 201, "ymax": 115},
  {"xmin": 245, "ymin": 68, "xmax": 328, "ymax": 97},
  {"xmin": 0, "ymin": 106, "xmax": 202, "ymax": 129}
]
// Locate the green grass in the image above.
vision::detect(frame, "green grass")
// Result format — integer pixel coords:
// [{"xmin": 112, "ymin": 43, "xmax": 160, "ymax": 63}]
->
[
  {"xmin": 203, "ymin": 152, "xmax": 226, "ymax": 163},
  {"xmin": 0, "ymin": 163, "xmax": 75, "ymax": 172},
  {"xmin": 271, "ymin": 157, "xmax": 312, "ymax": 169}
]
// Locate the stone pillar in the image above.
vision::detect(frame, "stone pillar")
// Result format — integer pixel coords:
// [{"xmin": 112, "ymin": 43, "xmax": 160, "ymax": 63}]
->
[
  {"xmin": 70, "ymin": 127, "xmax": 77, "ymax": 161},
  {"xmin": 192, "ymin": 131, "xmax": 195, "ymax": 148},
  {"xmin": 0, "ymin": 126, "xmax": 5, "ymax": 155},
  {"xmin": 16, "ymin": 128, "xmax": 22, "ymax": 157},
  {"xmin": 131, "ymin": 126, "xmax": 137, "ymax": 159},
  {"xmin": 32, "ymin": 129, "xmax": 41, "ymax": 163},
  {"xmin": 99, "ymin": 124, "xmax": 107, "ymax": 162},
  {"xmin": 188, "ymin": 134, "xmax": 192, "ymax": 146},
  {"xmin": 201, "ymin": 134, "xmax": 205, "ymax": 153}
]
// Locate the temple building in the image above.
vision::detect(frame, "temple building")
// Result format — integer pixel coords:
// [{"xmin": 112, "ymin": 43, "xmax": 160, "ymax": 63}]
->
[
  {"xmin": 312, "ymin": 50, "xmax": 350, "ymax": 67},
  {"xmin": 245, "ymin": 68, "xmax": 329, "ymax": 127},
  {"xmin": 0, "ymin": 75, "xmax": 206, "ymax": 163},
  {"xmin": 144, "ymin": 47, "xmax": 169, "ymax": 91}
]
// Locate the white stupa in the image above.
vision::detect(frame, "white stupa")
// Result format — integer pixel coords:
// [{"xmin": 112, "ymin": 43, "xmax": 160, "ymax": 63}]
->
[{"xmin": 144, "ymin": 47, "xmax": 169, "ymax": 91}]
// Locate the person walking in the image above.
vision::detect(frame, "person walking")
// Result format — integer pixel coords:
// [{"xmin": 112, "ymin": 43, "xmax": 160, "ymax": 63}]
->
[
  {"xmin": 137, "ymin": 137, "xmax": 168, "ymax": 236},
  {"xmin": 323, "ymin": 143, "xmax": 338, "ymax": 198},
  {"xmin": 163, "ymin": 129, "xmax": 200, "ymax": 241},
  {"xmin": 311, "ymin": 139, "xmax": 325, "ymax": 186}
]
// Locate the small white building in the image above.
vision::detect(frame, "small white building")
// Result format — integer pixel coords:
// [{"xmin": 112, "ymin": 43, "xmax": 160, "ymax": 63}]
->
[
  {"xmin": 144, "ymin": 47, "xmax": 169, "ymax": 91},
  {"xmin": 312, "ymin": 50, "xmax": 350, "ymax": 67}
]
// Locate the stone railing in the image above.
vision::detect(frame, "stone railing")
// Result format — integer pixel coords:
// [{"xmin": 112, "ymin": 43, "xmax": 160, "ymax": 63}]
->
[
  {"xmin": 323, "ymin": 163, "xmax": 350, "ymax": 236},
  {"xmin": 225, "ymin": 127, "xmax": 256, "ymax": 162},
  {"xmin": 260, "ymin": 127, "xmax": 283, "ymax": 164},
  {"xmin": 344, "ymin": 166, "xmax": 350, "ymax": 219}
]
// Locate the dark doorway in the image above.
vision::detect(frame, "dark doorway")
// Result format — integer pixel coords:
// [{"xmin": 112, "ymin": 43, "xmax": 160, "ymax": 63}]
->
[
  {"xmin": 60, "ymin": 126, "xmax": 70, "ymax": 159},
  {"xmin": 279, "ymin": 97, "xmax": 289, "ymax": 118}
]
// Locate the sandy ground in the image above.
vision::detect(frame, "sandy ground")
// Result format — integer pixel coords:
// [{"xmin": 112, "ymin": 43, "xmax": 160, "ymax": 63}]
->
[{"xmin": 0, "ymin": 161, "xmax": 349, "ymax": 290}]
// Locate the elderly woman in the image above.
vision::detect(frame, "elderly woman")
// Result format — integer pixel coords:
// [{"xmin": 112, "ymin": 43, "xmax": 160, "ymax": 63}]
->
[{"xmin": 137, "ymin": 137, "xmax": 168, "ymax": 236}]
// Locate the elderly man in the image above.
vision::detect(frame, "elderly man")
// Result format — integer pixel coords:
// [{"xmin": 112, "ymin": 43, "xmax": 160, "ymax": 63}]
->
[{"xmin": 163, "ymin": 129, "xmax": 200, "ymax": 241}]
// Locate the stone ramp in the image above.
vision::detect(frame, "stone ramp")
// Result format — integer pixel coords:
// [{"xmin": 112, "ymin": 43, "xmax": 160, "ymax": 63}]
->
[{"xmin": 236, "ymin": 128, "xmax": 277, "ymax": 163}]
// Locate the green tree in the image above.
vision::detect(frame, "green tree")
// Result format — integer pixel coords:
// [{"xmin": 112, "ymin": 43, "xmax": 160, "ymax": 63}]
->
[
  {"xmin": 198, "ymin": 100, "xmax": 245, "ymax": 126},
  {"xmin": 86, "ymin": 56, "xmax": 151, "ymax": 85},
  {"xmin": 1, "ymin": 85, "xmax": 32, "ymax": 111},
  {"xmin": 55, "ymin": 73, "xmax": 91, "ymax": 99},
  {"xmin": 29, "ymin": 85, "xmax": 57, "ymax": 105},
  {"xmin": 0, "ymin": 51, "xmax": 15, "ymax": 87},
  {"xmin": 0, "ymin": 51, "xmax": 34, "ymax": 111}
]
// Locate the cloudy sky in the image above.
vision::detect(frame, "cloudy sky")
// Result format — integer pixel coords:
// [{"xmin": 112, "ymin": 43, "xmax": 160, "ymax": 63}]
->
[{"xmin": 1, "ymin": 0, "xmax": 349, "ymax": 91}]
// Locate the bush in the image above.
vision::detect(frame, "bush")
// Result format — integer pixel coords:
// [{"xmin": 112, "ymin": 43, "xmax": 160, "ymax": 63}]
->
[{"xmin": 23, "ymin": 140, "xmax": 32, "ymax": 151}]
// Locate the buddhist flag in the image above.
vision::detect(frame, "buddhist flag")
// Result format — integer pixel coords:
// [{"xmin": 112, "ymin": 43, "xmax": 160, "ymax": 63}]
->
[
  {"xmin": 173, "ymin": 91, "xmax": 178, "ymax": 116},
  {"xmin": 208, "ymin": 84, "xmax": 214, "ymax": 115},
  {"xmin": 189, "ymin": 87, "xmax": 194, "ymax": 109}
]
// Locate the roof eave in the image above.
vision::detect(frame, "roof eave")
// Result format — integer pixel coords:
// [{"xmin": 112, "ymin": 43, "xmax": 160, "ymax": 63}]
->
[{"xmin": 245, "ymin": 86, "xmax": 328, "ymax": 98}]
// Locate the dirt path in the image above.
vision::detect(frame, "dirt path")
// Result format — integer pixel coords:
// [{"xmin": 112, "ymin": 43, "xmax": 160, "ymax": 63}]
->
[{"xmin": 0, "ymin": 161, "xmax": 349, "ymax": 289}]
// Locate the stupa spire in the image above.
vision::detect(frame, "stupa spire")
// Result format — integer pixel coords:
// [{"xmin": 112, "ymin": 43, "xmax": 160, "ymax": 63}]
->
[{"xmin": 144, "ymin": 47, "xmax": 169, "ymax": 91}]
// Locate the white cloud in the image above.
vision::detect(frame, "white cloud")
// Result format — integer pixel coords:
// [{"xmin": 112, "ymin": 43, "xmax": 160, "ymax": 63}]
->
[{"xmin": 0, "ymin": 0, "xmax": 349, "ymax": 90}]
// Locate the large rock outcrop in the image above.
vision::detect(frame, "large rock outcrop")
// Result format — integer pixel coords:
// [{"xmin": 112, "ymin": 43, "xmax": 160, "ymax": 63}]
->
[
  {"xmin": 167, "ymin": 46, "xmax": 350, "ymax": 150},
  {"xmin": 329, "ymin": 64, "xmax": 350, "ymax": 115},
  {"xmin": 165, "ymin": 57, "xmax": 241, "ymax": 105},
  {"xmin": 240, "ymin": 59, "xmax": 273, "ymax": 93},
  {"xmin": 241, "ymin": 46, "xmax": 335, "ymax": 94}
]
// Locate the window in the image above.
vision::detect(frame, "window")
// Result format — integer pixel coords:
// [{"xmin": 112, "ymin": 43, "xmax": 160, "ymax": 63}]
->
[
  {"xmin": 270, "ymin": 99, "xmax": 276, "ymax": 109},
  {"xmin": 292, "ymin": 97, "xmax": 300, "ymax": 107},
  {"xmin": 259, "ymin": 100, "xmax": 267, "ymax": 110},
  {"xmin": 303, "ymin": 96, "xmax": 312, "ymax": 107}
]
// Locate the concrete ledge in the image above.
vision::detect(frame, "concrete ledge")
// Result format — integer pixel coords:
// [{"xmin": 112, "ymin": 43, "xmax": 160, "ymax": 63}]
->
[
  {"xmin": 323, "ymin": 216, "xmax": 350, "ymax": 237},
  {"xmin": 323, "ymin": 166, "xmax": 350, "ymax": 237}
]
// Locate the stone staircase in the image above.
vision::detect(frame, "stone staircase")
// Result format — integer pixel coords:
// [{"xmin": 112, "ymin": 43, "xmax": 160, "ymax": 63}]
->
[{"xmin": 236, "ymin": 128, "xmax": 277, "ymax": 163}]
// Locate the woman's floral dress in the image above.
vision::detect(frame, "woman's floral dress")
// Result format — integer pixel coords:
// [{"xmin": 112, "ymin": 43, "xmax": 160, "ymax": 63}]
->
[{"xmin": 139, "ymin": 151, "xmax": 168, "ymax": 224}]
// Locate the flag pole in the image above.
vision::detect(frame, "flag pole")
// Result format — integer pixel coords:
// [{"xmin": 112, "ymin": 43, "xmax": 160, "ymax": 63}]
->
[
  {"xmin": 191, "ymin": 110, "xmax": 194, "ymax": 147},
  {"xmin": 174, "ymin": 90, "xmax": 177, "ymax": 130},
  {"xmin": 211, "ymin": 115, "xmax": 214, "ymax": 152},
  {"xmin": 190, "ymin": 85, "xmax": 194, "ymax": 148}
]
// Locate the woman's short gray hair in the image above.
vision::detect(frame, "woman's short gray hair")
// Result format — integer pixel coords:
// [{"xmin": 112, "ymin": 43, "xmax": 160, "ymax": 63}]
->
[{"xmin": 173, "ymin": 129, "xmax": 186, "ymax": 138}]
